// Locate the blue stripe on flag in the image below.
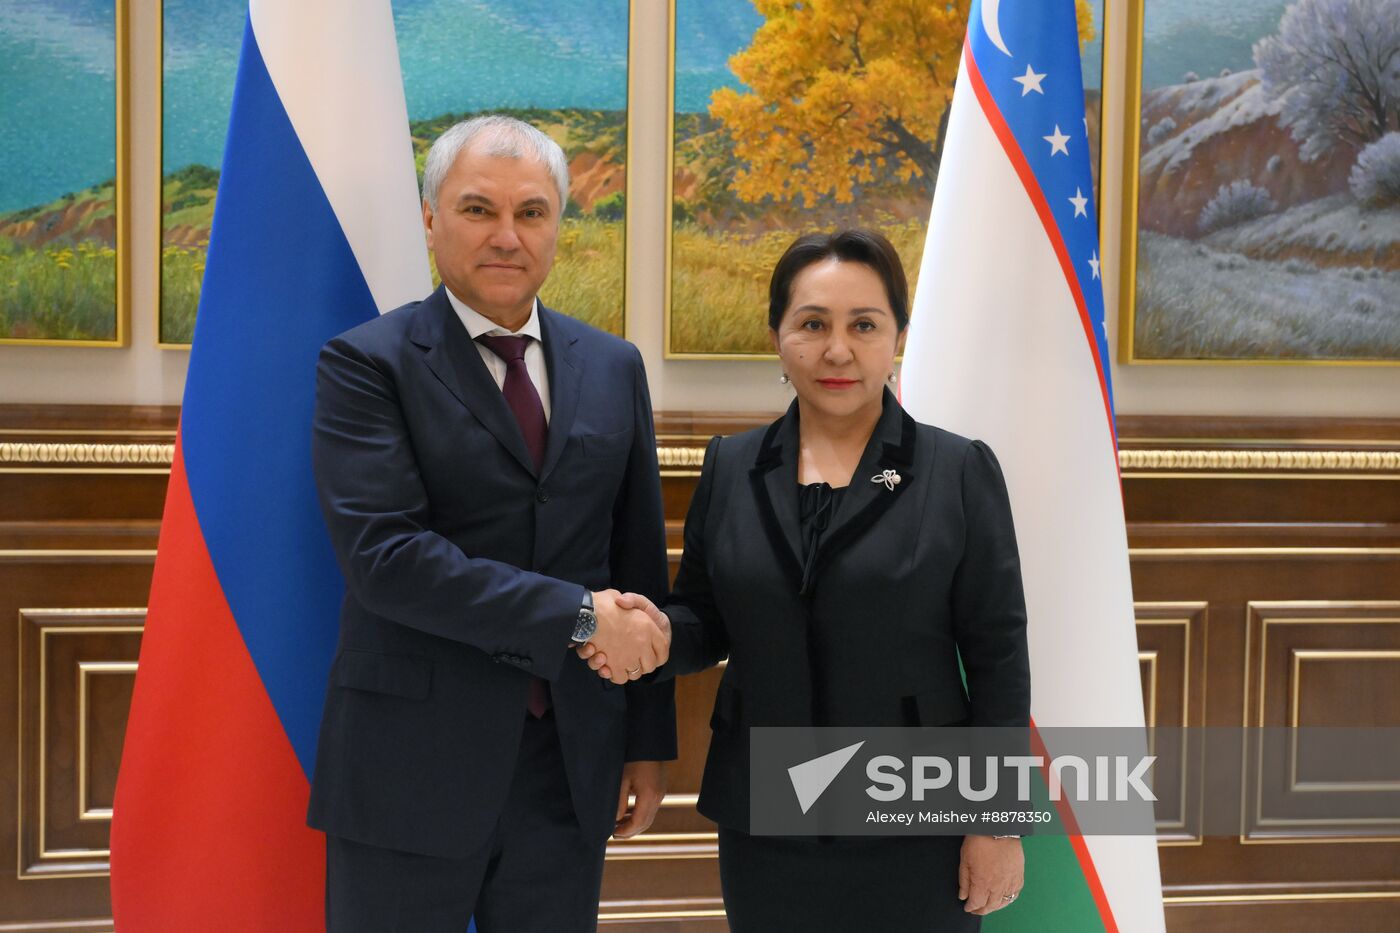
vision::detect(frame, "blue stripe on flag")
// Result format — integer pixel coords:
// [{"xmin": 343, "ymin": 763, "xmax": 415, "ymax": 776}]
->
[
  {"xmin": 969, "ymin": 0, "xmax": 1115, "ymax": 412},
  {"xmin": 181, "ymin": 18, "xmax": 381, "ymax": 778}
]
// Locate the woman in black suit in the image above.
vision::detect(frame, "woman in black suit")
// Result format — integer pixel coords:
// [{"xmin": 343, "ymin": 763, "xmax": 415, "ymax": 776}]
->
[{"xmin": 583, "ymin": 229, "xmax": 1030, "ymax": 930}]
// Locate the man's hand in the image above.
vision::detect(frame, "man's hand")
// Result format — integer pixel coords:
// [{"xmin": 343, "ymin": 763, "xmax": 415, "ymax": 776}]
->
[
  {"xmin": 577, "ymin": 592, "xmax": 669, "ymax": 682},
  {"xmin": 613, "ymin": 761, "xmax": 667, "ymax": 839},
  {"xmin": 958, "ymin": 835, "xmax": 1024, "ymax": 915},
  {"xmin": 584, "ymin": 590, "xmax": 669, "ymax": 684}
]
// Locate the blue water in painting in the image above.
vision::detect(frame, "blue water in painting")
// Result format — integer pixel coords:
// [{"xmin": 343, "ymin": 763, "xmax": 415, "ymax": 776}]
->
[
  {"xmin": 0, "ymin": 0, "xmax": 1283, "ymax": 213},
  {"xmin": 0, "ymin": 0, "xmax": 118, "ymax": 212},
  {"xmin": 3, "ymin": 0, "xmax": 639, "ymax": 212}
]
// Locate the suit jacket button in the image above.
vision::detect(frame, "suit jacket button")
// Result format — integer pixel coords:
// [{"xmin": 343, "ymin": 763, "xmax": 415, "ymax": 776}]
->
[{"xmin": 536, "ymin": 488, "xmax": 549, "ymax": 503}]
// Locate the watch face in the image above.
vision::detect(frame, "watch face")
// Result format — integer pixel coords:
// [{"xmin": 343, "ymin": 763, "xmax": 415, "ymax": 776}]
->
[{"xmin": 573, "ymin": 607, "xmax": 597, "ymax": 642}]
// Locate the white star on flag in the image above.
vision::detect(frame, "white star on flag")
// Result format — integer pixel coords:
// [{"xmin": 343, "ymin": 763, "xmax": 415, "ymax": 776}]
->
[
  {"xmin": 1088, "ymin": 251, "xmax": 1101, "ymax": 279},
  {"xmin": 1013, "ymin": 64, "xmax": 1046, "ymax": 96},
  {"xmin": 1043, "ymin": 125, "xmax": 1070, "ymax": 156},
  {"xmin": 1069, "ymin": 187, "xmax": 1088, "ymax": 217}
]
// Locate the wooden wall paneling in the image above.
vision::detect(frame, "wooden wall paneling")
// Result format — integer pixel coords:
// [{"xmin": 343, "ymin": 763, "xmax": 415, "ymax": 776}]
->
[
  {"xmin": 2, "ymin": 554, "xmax": 152, "ymax": 929},
  {"xmin": 0, "ymin": 406, "xmax": 166, "ymax": 931},
  {"xmin": 1136, "ymin": 602, "xmax": 1208, "ymax": 845},
  {"xmin": 1134, "ymin": 554, "xmax": 1400, "ymax": 913},
  {"xmin": 1240, "ymin": 601, "xmax": 1400, "ymax": 846},
  {"xmin": 18, "ymin": 609, "xmax": 143, "ymax": 879},
  {"xmin": 3, "ymin": 406, "xmax": 1400, "ymax": 930}
]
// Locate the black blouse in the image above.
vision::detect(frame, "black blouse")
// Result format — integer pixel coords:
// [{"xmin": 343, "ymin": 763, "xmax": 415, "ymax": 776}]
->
[{"xmin": 798, "ymin": 481, "xmax": 846, "ymax": 595}]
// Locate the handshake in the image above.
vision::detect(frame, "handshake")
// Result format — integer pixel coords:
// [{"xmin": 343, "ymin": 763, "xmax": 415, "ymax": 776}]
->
[{"xmin": 576, "ymin": 590, "xmax": 670, "ymax": 685}]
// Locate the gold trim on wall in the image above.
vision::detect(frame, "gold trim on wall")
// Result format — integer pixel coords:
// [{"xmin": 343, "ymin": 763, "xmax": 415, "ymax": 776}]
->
[
  {"xmin": 18, "ymin": 609, "xmax": 145, "ymax": 880},
  {"xmin": 1163, "ymin": 891, "xmax": 1400, "ymax": 905},
  {"xmin": 1136, "ymin": 605, "xmax": 1207, "ymax": 846},
  {"xmin": 4, "ymin": 440, "xmax": 1400, "ymax": 476},
  {"xmin": 0, "ymin": 0, "xmax": 131, "ymax": 349},
  {"xmin": 1120, "ymin": 449, "xmax": 1400, "ymax": 471},
  {"xmin": 77, "ymin": 661, "xmax": 139, "ymax": 822},
  {"xmin": 1240, "ymin": 603, "xmax": 1400, "ymax": 845},
  {"xmin": 0, "ymin": 442, "xmax": 174, "ymax": 465}
]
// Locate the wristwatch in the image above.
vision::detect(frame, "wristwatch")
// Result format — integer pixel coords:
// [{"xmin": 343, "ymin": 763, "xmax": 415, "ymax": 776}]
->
[{"xmin": 571, "ymin": 590, "xmax": 597, "ymax": 644}]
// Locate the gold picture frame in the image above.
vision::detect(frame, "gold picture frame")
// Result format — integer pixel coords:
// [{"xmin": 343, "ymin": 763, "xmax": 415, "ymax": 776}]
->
[
  {"xmin": 0, "ymin": 0, "xmax": 130, "ymax": 348},
  {"xmin": 156, "ymin": 1, "xmax": 636, "ymax": 348},
  {"xmin": 664, "ymin": 0, "xmax": 1110, "ymax": 360},
  {"xmin": 1115, "ymin": 1, "xmax": 1400, "ymax": 367}
]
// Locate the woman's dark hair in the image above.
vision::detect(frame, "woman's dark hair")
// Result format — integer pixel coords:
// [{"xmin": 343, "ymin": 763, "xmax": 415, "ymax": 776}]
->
[{"xmin": 767, "ymin": 228, "xmax": 910, "ymax": 333}]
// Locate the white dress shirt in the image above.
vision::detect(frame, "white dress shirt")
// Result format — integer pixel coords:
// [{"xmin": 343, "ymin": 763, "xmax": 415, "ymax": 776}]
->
[{"xmin": 444, "ymin": 289, "xmax": 551, "ymax": 423}]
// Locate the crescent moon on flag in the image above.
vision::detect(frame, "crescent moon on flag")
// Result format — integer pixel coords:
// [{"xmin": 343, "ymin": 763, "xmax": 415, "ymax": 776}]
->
[{"xmin": 982, "ymin": 0, "xmax": 1014, "ymax": 57}]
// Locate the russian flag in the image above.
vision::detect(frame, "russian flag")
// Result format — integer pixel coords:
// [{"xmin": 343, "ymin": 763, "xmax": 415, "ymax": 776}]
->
[
  {"xmin": 900, "ymin": 2, "xmax": 1166, "ymax": 930},
  {"xmin": 110, "ymin": 1, "xmax": 430, "ymax": 928}
]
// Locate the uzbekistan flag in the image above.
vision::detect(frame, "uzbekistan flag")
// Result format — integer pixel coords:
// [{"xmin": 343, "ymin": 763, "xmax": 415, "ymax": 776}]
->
[
  {"xmin": 899, "ymin": 1, "xmax": 1166, "ymax": 930},
  {"xmin": 110, "ymin": 1, "xmax": 430, "ymax": 928}
]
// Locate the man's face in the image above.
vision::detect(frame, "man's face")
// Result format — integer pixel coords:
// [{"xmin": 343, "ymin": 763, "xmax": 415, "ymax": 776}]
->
[{"xmin": 423, "ymin": 143, "xmax": 561, "ymax": 327}]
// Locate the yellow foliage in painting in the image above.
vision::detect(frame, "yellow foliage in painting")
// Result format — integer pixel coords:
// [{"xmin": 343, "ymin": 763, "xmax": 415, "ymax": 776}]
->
[
  {"xmin": 710, "ymin": 0, "xmax": 969, "ymax": 207},
  {"xmin": 708, "ymin": 0, "xmax": 1096, "ymax": 209},
  {"xmin": 1076, "ymin": 0, "xmax": 1096, "ymax": 46}
]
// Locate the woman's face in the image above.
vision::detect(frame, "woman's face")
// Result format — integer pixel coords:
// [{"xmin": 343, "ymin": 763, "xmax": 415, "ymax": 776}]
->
[{"xmin": 772, "ymin": 258, "xmax": 904, "ymax": 422}]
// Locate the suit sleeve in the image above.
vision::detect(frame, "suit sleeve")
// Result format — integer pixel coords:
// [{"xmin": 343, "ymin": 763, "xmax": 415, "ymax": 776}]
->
[
  {"xmin": 654, "ymin": 434, "xmax": 730, "ymax": 680},
  {"xmin": 612, "ymin": 348, "xmax": 678, "ymax": 762},
  {"xmin": 312, "ymin": 336, "xmax": 582, "ymax": 681},
  {"xmin": 950, "ymin": 440, "xmax": 1031, "ymax": 727}
]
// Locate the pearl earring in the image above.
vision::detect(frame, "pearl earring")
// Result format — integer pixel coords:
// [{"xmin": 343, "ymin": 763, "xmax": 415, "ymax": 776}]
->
[
  {"xmin": 887, "ymin": 372, "xmax": 898, "ymax": 385},
  {"xmin": 779, "ymin": 373, "xmax": 791, "ymax": 385}
]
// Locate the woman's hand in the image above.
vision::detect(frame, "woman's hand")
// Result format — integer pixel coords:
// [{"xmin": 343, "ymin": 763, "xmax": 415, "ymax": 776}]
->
[
  {"xmin": 958, "ymin": 835, "xmax": 1024, "ymax": 915},
  {"xmin": 576, "ymin": 592, "xmax": 669, "ymax": 681}
]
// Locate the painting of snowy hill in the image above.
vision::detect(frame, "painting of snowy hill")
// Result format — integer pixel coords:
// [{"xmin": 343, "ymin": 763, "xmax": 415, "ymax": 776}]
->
[{"xmin": 1124, "ymin": 0, "xmax": 1400, "ymax": 362}]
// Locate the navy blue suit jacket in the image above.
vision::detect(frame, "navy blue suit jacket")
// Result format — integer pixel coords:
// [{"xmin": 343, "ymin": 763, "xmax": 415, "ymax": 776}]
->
[{"xmin": 306, "ymin": 286, "xmax": 675, "ymax": 858}]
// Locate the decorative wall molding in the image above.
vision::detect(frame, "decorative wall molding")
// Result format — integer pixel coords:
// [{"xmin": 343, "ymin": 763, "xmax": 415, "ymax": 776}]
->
[
  {"xmin": 0, "ymin": 443, "xmax": 173, "ymax": 466},
  {"xmin": 5, "ymin": 441, "xmax": 1400, "ymax": 474},
  {"xmin": 1120, "ymin": 449, "xmax": 1400, "ymax": 473}
]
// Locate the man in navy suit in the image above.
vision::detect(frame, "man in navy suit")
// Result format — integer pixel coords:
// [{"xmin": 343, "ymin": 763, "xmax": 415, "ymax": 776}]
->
[{"xmin": 307, "ymin": 115, "xmax": 675, "ymax": 933}]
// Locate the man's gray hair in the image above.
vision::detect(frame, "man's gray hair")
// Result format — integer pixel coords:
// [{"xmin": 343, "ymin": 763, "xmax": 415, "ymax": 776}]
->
[{"xmin": 421, "ymin": 115, "xmax": 571, "ymax": 213}]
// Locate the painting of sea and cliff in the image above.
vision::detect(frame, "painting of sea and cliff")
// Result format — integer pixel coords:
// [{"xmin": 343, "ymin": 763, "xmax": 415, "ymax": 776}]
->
[
  {"xmin": 160, "ymin": 0, "xmax": 631, "ymax": 346},
  {"xmin": 1121, "ymin": 0, "xmax": 1400, "ymax": 363},
  {"xmin": 667, "ymin": 0, "xmax": 1104, "ymax": 357},
  {"xmin": 0, "ymin": 0, "xmax": 127, "ymax": 346}
]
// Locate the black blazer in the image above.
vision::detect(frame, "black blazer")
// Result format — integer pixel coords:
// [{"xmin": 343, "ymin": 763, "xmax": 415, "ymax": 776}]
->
[
  {"xmin": 306, "ymin": 286, "xmax": 675, "ymax": 858},
  {"xmin": 662, "ymin": 391, "xmax": 1030, "ymax": 832}
]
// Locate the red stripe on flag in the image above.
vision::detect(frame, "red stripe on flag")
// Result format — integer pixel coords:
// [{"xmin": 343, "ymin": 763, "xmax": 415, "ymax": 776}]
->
[
  {"xmin": 110, "ymin": 438, "xmax": 324, "ymax": 931},
  {"xmin": 1030, "ymin": 717, "xmax": 1119, "ymax": 932},
  {"xmin": 961, "ymin": 44, "xmax": 1118, "ymax": 458}
]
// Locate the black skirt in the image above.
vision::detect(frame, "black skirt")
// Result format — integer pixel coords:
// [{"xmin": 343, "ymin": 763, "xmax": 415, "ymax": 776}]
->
[{"xmin": 717, "ymin": 828, "xmax": 982, "ymax": 932}]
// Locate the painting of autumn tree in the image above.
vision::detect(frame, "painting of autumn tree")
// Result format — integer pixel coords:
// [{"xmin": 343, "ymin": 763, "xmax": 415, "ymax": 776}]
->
[{"xmin": 669, "ymin": 0, "xmax": 1098, "ymax": 355}]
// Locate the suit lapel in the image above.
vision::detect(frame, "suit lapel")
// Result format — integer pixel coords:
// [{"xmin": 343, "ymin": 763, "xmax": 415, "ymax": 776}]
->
[
  {"xmin": 812, "ymin": 390, "xmax": 919, "ymax": 580},
  {"xmin": 411, "ymin": 286, "xmax": 538, "ymax": 477},
  {"xmin": 537, "ymin": 305, "xmax": 582, "ymax": 483},
  {"xmin": 749, "ymin": 401, "xmax": 805, "ymax": 590}
]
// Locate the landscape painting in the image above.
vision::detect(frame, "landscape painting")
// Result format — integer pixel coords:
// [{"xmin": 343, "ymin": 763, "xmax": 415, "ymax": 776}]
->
[
  {"xmin": 0, "ymin": 0, "xmax": 126, "ymax": 346},
  {"xmin": 667, "ymin": 0, "xmax": 1103, "ymax": 357},
  {"xmin": 1122, "ymin": 0, "xmax": 1400, "ymax": 363},
  {"xmin": 160, "ymin": 0, "xmax": 630, "ymax": 346}
]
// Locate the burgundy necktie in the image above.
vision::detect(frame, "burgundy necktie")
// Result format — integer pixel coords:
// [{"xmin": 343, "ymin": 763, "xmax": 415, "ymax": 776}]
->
[{"xmin": 476, "ymin": 333, "xmax": 551, "ymax": 717}]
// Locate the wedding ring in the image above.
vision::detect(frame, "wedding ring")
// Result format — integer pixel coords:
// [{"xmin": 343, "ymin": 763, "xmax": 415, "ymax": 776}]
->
[
  {"xmin": 1002, "ymin": 893, "xmax": 1017, "ymax": 901},
  {"xmin": 626, "ymin": 666, "xmax": 641, "ymax": 675}
]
